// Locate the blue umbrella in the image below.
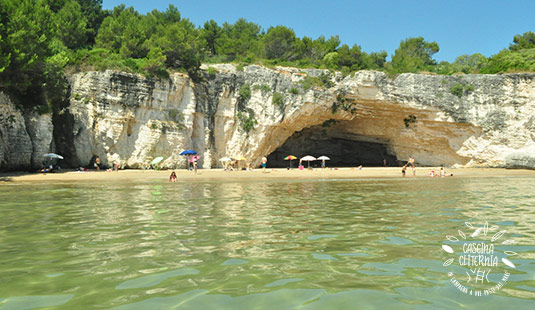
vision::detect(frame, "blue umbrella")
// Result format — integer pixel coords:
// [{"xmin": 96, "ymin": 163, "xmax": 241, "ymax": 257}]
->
[{"xmin": 180, "ymin": 150, "xmax": 197, "ymax": 156}]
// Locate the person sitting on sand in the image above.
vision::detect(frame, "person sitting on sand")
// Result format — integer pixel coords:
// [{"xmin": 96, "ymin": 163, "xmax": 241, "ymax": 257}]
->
[
  {"xmin": 39, "ymin": 165, "xmax": 53, "ymax": 173},
  {"xmin": 169, "ymin": 171, "xmax": 177, "ymax": 182}
]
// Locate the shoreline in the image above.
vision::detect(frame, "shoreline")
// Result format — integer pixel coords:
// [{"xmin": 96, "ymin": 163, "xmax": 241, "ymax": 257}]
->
[{"xmin": 2, "ymin": 167, "xmax": 535, "ymax": 183}]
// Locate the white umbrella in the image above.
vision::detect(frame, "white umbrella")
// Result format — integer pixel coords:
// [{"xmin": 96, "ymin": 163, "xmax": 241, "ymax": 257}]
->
[
  {"xmin": 151, "ymin": 156, "xmax": 164, "ymax": 165},
  {"xmin": 220, "ymin": 157, "xmax": 232, "ymax": 162},
  {"xmin": 317, "ymin": 156, "xmax": 330, "ymax": 160},
  {"xmin": 300, "ymin": 155, "xmax": 316, "ymax": 168},
  {"xmin": 43, "ymin": 153, "xmax": 64, "ymax": 160}
]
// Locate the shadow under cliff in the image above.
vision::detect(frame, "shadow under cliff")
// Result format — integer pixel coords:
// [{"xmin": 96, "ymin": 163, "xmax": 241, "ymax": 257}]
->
[{"xmin": 52, "ymin": 84, "xmax": 78, "ymax": 168}]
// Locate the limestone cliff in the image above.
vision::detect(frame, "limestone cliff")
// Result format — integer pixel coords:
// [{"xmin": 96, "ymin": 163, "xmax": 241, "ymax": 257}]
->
[
  {"xmin": 1, "ymin": 65, "xmax": 535, "ymax": 170},
  {"xmin": 0, "ymin": 93, "xmax": 53, "ymax": 170}
]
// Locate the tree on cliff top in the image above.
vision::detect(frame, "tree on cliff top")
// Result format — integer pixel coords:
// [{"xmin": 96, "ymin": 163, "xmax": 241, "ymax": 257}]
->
[
  {"xmin": 263, "ymin": 25, "xmax": 296, "ymax": 60},
  {"xmin": 509, "ymin": 31, "xmax": 535, "ymax": 51},
  {"xmin": 0, "ymin": 0, "xmax": 53, "ymax": 104},
  {"xmin": 391, "ymin": 37, "xmax": 439, "ymax": 73},
  {"xmin": 202, "ymin": 19, "xmax": 221, "ymax": 56},
  {"xmin": 217, "ymin": 18, "xmax": 262, "ymax": 61}
]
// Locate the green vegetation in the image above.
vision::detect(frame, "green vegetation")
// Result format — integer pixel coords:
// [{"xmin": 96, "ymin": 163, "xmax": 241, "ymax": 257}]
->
[
  {"xmin": 238, "ymin": 84, "xmax": 251, "ymax": 102},
  {"xmin": 237, "ymin": 110, "xmax": 257, "ymax": 133},
  {"xmin": 403, "ymin": 114, "xmax": 417, "ymax": 128},
  {"xmin": 289, "ymin": 87, "xmax": 299, "ymax": 95},
  {"xmin": 331, "ymin": 94, "xmax": 356, "ymax": 114},
  {"xmin": 167, "ymin": 109, "xmax": 183, "ymax": 123},
  {"xmin": 390, "ymin": 37, "xmax": 439, "ymax": 73},
  {"xmin": 253, "ymin": 84, "xmax": 271, "ymax": 92},
  {"xmin": 207, "ymin": 67, "xmax": 217, "ymax": 78},
  {"xmin": 299, "ymin": 73, "xmax": 334, "ymax": 91},
  {"xmin": 1, "ymin": 2, "xmax": 535, "ymax": 113},
  {"xmin": 0, "ymin": 112, "xmax": 16, "ymax": 129},
  {"xmin": 449, "ymin": 83, "xmax": 475, "ymax": 97},
  {"xmin": 272, "ymin": 92, "xmax": 284, "ymax": 107},
  {"xmin": 322, "ymin": 119, "xmax": 338, "ymax": 127}
]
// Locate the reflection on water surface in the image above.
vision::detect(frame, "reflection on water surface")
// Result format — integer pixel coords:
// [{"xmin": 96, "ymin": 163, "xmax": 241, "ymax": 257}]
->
[{"xmin": 0, "ymin": 177, "xmax": 534, "ymax": 309}]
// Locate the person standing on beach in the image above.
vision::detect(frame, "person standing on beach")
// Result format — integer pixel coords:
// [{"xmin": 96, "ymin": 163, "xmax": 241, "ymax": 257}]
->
[
  {"xmin": 408, "ymin": 156, "xmax": 416, "ymax": 176},
  {"xmin": 95, "ymin": 156, "xmax": 101, "ymax": 171},
  {"xmin": 261, "ymin": 156, "xmax": 267, "ymax": 172},
  {"xmin": 402, "ymin": 165, "xmax": 407, "ymax": 177},
  {"xmin": 193, "ymin": 158, "xmax": 198, "ymax": 174},
  {"xmin": 321, "ymin": 159, "xmax": 326, "ymax": 170}
]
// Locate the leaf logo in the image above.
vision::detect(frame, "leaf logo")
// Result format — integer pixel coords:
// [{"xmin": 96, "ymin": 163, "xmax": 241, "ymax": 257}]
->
[{"xmin": 442, "ymin": 221, "xmax": 517, "ymax": 297}]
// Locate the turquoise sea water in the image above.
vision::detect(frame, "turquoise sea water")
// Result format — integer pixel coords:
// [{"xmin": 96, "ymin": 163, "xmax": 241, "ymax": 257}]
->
[{"xmin": 1, "ymin": 176, "xmax": 534, "ymax": 309}]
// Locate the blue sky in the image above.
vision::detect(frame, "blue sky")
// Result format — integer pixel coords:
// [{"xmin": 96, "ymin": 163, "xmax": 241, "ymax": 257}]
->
[{"xmin": 102, "ymin": 0, "xmax": 535, "ymax": 62}]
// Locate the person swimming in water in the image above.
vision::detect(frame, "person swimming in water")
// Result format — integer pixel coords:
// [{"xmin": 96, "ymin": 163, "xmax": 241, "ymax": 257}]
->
[{"xmin": 169, "ymin": 171, "xmax": 177, "ymax": 182}]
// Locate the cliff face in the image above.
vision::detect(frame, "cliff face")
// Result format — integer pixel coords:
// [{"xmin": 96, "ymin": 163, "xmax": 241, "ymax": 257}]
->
[
  {"xmin": 0, "ymin": 93, "xmax": 53, "ymax": 170},
  {"xmin": 2, "ymin": 65, "xmax": 535, "ymax": 170}
]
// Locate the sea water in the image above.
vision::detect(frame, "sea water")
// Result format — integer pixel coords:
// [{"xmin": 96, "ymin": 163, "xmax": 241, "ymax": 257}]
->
[{"xmin": 0, "ymin": 176, "xmax": 534, "ymax": 309}]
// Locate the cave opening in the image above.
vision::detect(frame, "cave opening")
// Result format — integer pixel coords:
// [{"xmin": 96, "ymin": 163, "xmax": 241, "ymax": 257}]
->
[{"xmin": 267, "ymin": 124, "xmax": 398, "ymax": 168}]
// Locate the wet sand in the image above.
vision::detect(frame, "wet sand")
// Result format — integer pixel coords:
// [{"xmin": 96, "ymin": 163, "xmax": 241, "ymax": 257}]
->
[{"xmin": 2, "ymin": 167, "xmax": 535, "ymax": 183}]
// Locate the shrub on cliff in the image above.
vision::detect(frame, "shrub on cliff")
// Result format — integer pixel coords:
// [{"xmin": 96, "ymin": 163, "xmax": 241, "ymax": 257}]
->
[
  {"xmin": 238, "ymin": 84, "xmax": 251, "ymax": 101},
  {"xmin": 237, "ymin": 110, "xmax": 257, "ymax": 133},
  {"xmin": 272, "ymin": 92, "xmax": 284, "ymax": 107},
  {"xmin": 299, "ymin": 73, "xmax": 334, "ymax": 90},
  {"xmin": 449, "ymin": 83, "xmax": 475, "ymax": 97},
  {"xmin": 480, "ymin": 49, "xmax": 535, "ymax": 73}
]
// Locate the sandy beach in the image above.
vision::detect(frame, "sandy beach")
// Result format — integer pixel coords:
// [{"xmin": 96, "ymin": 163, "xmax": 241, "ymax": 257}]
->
[{"xmin": 2, "ymin": 167, "xmax": 535, "ymax": 183}]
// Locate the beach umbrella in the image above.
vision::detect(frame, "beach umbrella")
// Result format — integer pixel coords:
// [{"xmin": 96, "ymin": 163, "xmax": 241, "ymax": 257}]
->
[
  {"xmin": 180, "ymin": 150, "xmax": 197, "ymax": 156},
  {"xmin": 317, "ymin": 156, "xmax": 330, "ymax": 160},
  {"xmin": 220, "ymin": 157, "xmax": 232, "ymax": 169},
  {"xmin": 220, "ymin": 157, "xmax": 234, "ymax": 169},
  {"xmin": 234, "ymin": 155, "xmax": 246, "ymax": 169},
  {"xmin": 151, "ymin": 156, "xmax": 164, "ymax": 165},
  {"xmin": 43, "ymin": 153, "xmax": 64, "ymax": 160},
  {"xmin": 300, "ymin": 155, "xmax": 317, "ymax": 168},
  {"xmin": 234, "ymin": 155, "xmax": 246, "ymax": 161},
  {"xmin": 284, "ymin": 155, "xmax": 297, "ymax": 169}
]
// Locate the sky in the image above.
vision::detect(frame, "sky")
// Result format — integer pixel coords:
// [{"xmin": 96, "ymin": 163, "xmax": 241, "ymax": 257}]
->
[{"xmin": 102, "ymin": 0, "xmax": 535, "ymax": 62}]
